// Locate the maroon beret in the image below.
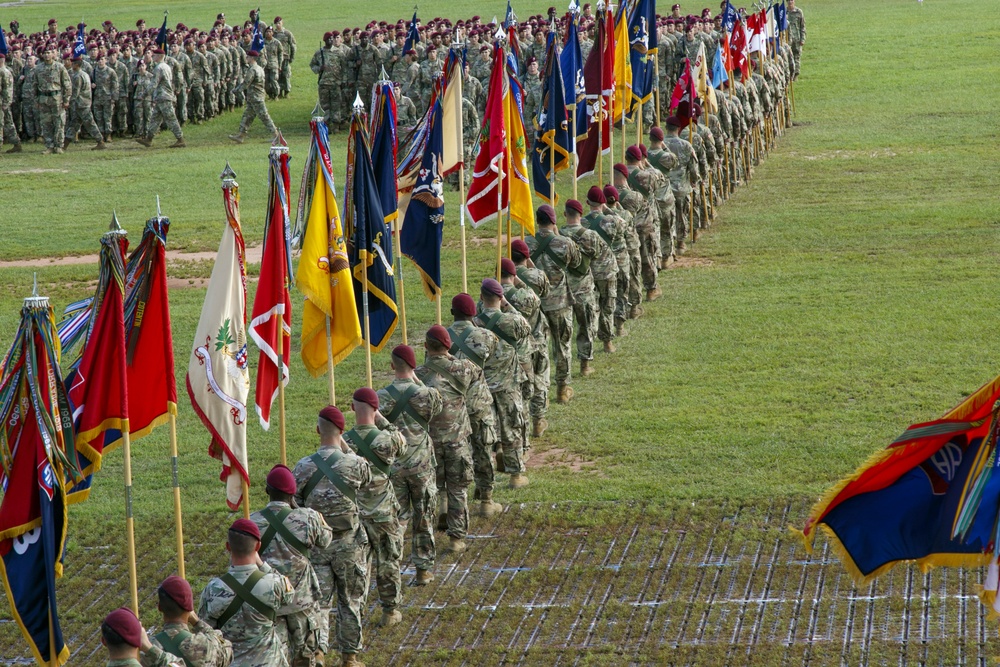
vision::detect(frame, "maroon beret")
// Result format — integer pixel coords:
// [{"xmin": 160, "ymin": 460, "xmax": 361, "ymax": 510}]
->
[
  {"xmin": 565, "ymin": 199, "xmax": 584, "ymax": 215},
  {"xmin": 426, "ymin": 324, "xmax": 452, "ymax": 348},
  {"xmin": 613, "ymin": 162, "xmax": 629, "ymax": 178},
  {"xmin": 159, "ymin": 576, "xmax": 194, "ymax": 612},
  {"xmin": 274, "ymin": 16, "xmax": 282, "ymax": 23},
  {"xmin": 324, "ymin": 31, "xmax": 333, "ymax": 40},
  {"xmin": 319, "ymin": 405, "xmax": 345, "ymax": 431},
  {"xmin": 48, "ymin": 18, "xmax": 57, "ymax": 25},
  {"xmin": 639, "ymin": 143, "xmax": 648, "ymax": 158},
  {"xmin": 247, "ymin": 49, "xmax": 260, "ymax": 57},
  {"xmin": 230, "ymin": 518, "xmax": 261, "ymax": 540},
  {"xmin": 649, "ymin": 126, "xmax": 664, "ymax": 141},
  {"xmin": 666, "ymin": 114, "xmax": 683, "ymax": 127},
  {"xmin": 500, "ymin": 258, "xmax": 517, "ymax": 276},
  {"xmin": 452, "ymin": 293, "xmax": 478, "ymax": 317},
  {"xmin": 586, "ymin": 185, "xmax": 606, "ymax": 206},
  {"xmin": 151, "ymin": 47, "xmax": 165, "ymax": 54},
  {"xmin": 603, "ymin": 185, "xmax": 620, "ymax": 203},
  {"xmin": 266, "ymin": 464, "xmax": 297, "ymax": 495},
  {"xmin": 481, "ymin": 278, "xmax": 504, "ymax": 297},
  {"xmin": 511, "ymin": 239, "xmax": 531, "ymax": 259},
  {"xmin": 536, "ymin": 204, "xmax": 557, "ymax": 225},
  {"xmin": 353, "ymin": 387, "xmax": 379, "ymax": 410},
  {"xmin": 392, "ymin": 344, "xmax": 417, "ymax": 369},
  {"xmin": 625, "ymin": 145, "xmax": 642, "ymax": 162},
  {"xmin": 104, "ymin": 608, "xmax": 142, "ymax": 647}
]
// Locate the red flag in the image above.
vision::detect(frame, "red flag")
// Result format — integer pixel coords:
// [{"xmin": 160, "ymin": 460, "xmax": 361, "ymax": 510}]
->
[
  {"xmin": 670, "ymin": 59, "xmax": 698, "ymax": 129},
  {"xmin": 576, "ymin": 8, "xmax": 614, "ymax": 178},
  {"xmin": 69, "ymin": 233, "xmax": 129, "ymax": 475},
  {"xmin": 722, "ymin": 32, "xmax": 734, "ymax": 74},
  {"xmin": 730, "ymin": 20, "xmax": 749, "ymax": 80},
  {"xmin": 250, "ymin": 149, "xmax": 292, "ymax": 429},
  {"xmin": 465, "ymin": 43, "xmax": 509, "ymax": 227}
]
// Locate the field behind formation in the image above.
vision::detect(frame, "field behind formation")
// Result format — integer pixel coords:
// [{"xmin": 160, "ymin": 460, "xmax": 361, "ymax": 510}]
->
[{"xmin": 2, "ymin": 0, "xmax": 1000, "ymax": 664}]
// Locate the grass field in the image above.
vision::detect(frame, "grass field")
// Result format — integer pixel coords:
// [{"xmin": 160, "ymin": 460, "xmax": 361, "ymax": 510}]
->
[{"xmin": 2, "ymin": 0, "xmax": 1000, "ymax": 664}]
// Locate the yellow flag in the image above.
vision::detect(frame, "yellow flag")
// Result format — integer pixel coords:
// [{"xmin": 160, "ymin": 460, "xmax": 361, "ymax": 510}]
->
[
  {"xmin": 613, "ymin": 8, "xmax": 632, "ymax": 123},
  {"xmin": 505, "ymin": 81, "xmax": 535, "ymax": 236},
  {"xmin": 296, "ymin": 167, "xmax": 362, "ymax": 377},
  {"xmin": 692, "ymin": 43, "xmax": 718, "ymax": 115}
]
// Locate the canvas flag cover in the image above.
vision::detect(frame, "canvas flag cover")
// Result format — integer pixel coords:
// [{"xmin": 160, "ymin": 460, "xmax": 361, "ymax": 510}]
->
[
  {"xmin": 400, "ymin": 99, "xmax": 446, "ymax": 299},
  {"xmin": 369, "ymin": 81, "xmax": 399, "ymax": 226},
  {"xmin": 441, "ymin": 50, "xmax": 465, "ymax": 177},
  {"xmin": 296, "ymin": 119, "xmax": 362, "ymax": 377},
  {"xmin": 465, "ymin": 43, "xmax": 509, "ymax": 227},
  {"xmin": 0, "ymin": 298, "xmax": 74, "ymax": 666},
  {"xmin": 186, "ymin": 172, "xmax": 250, "ymax": 511},
  {"xmin": 249, "ymin": 149, "xmax": 292, "ymax": 430},
  {"xmin": 531, "ymin": 30, "xmax": 571, "ymax": 205}
]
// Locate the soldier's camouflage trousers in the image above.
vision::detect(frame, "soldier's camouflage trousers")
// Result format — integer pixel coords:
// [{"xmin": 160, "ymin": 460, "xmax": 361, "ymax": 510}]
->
[
  {"xmin": 311, "ymin": 525, "xmax": 368, "ymax": 655},
  {"xmin": 594, "ymin": 275, "xmax": 618, "ymax": 343},
  {"xmin": 175, "ymin": 88, "xmax": 187, "ymax": 124},
  {"xmin": 2, "ymin": 107, "xmax": 19, "ymax": 146},
  {"xmin": 114, "ymin": 97, "xmax": 128, "ymax": 135},
  {"xmin": 543, "ymin": 306, "xmax": 573, "ymax": 384},
  {"xmin": 240, "ymin": 97, "xmax": 277, "ymax": 135},
  {"xmin": 436, "ymin": 438, "xmax": 473, "ymax": 539},
  {"xmin": 529, "ymin": 343, "xmax": 550, "ymax": 419},
  {"xmin": 188, "ymin": 83, "xmax": 205, "ymax": 121},
  {"xmin": 133, "ymin": 101, "xmax": 152, "ymax": 140},
  {"xmin": 363, "ymin": 517, "xmax": 403, "ymax": 612},
  {"xmin": 147, "ymin": 99, "xmax": 183, "ymax": 140},
  {"xmin": 65, "ymin": 103, "xmax": 102, "ymax": 142},
  {"xmin": 494, "ymin": 388, "xmax": 526, "ymax": 475},
  {"xmin": 628, "ymin": 247, "xmax": 642, "ymax": 314},
  {"xmin": 276, "ymin": 606, "xmax": 321, "ymax": 667},
  {"xmin": 572, "ymin": 294, "xmax": 598, "ymax": 361},
  {"xmin": 673, "ymin": 192, "xmax": 691, "ymax": 247},
  {"xmin": 266, "ymin": 67, "xmax": 281, "ymax": 98},
  {"xmin": 614, "ymin": 252, "xmax": 631, "ymax": 326},
  {"xmin": 92, "ymin": 99, "xmax": 114, "ymax": 135},
  {"xmin": 391, "ymin": 466, "xmax": 436, "ymax": 571},
  {"xmin": 35, "ymin": 97, "xmax": 66, "ymax": 149},
  {"xmin": 280, "ymin": 60, "xmax": 292, "ymax": 95},
  {"xmin": 791, "ymin": 42, "xmax": 802, "ymax": 78},
  {"xmin": 655, "ymin": 196, "xmax": 676, "ymax": 262},
  {"xmin": 318, "ymin": 83, "xmax": 344, "ymax": 126}
]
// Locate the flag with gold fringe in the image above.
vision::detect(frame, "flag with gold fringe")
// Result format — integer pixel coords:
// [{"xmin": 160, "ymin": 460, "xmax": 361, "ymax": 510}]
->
[{"xmin": 400, "ymin": 98, "xmax": 445, "ymax": 299}]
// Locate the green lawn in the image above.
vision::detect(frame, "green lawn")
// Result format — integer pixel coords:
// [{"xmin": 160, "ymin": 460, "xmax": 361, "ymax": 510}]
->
[{"xmin": 2, "ymin": 0, "xmax": 1000, "ymax": 662}]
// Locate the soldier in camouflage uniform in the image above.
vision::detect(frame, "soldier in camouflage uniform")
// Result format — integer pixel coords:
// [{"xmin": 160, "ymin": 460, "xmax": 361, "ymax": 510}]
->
[
  {"xmin": 560, "ymin": 199, "xmax": 603, "ymax": 377},
  {"xmin": 471, "ymin": 46, "xmax": 492, "ymax": 91},
  {"xmin": 263, "ymin": 27, "xmax": 284, "ymax": 100},
  {"xmin": 250, "ymin": 465, "xmax": 333, "ymax": 667},
  {"xmin": 355, "ymin": 32, "xmax": 383, "ymax": 103},
  {"xmin": 64, "ymin": 56, "xmax": 106, "ymax": 150},
  {"xmin": 474, "ymin": 279, "xmax": 532, "ymax": 488},
  {"xmin": 522, "ymin": 58, "xmax": 542, "ymax": 127},
  {"xmin": 310, "ymin": 33, "xmax": 345, "ymax": 131},
  {"xmin": 16, "ymin": 54, "xmax": 37, "ymax": 147},
  {"xmin": 664, "ymin": 115, "xmax": 699, "ymax": 255},
  {"xmin": 201, "ymin": 40, "xmax": 220, "ymax": 118},
  {"xmin": 199, "ymin": 519, "xmax": 295, "ymax": 667},
  {"xmin": 229, "ymin": 51, "xmax": 277, "ymax": 143},
  {"xmin": 169, "ymin": 42, "xmax": 190, "ymax": 126},
  {"xmin": 91, "ymin": 52, "xmax": 119, "ymax": 142},
  {"xmin": 787, "ymin": 0, "xmax": 806, "ymax": 80},
  {"xmin": 417, "ymin": 325, "xmax": 500, "ymax": 545},
  {"xmin": 146, "ymin": 576, "xmax": 234, "ymax": 667},
  {"xmin": 393, "ymin": 83, "xmax": 418, "ymax": 131},
  {"xmin": 136, "ymin": 49, "xmax": 184, "ymax": 148},
  {"xmin": 581, "ymin": 187, "xmax": 621, "ymax": 353},
  {"xmin": 292, "ymin": 407, "xmax": 372, "ymax": 667},
  {"xmin": 272, "ymin": 18, "xmax": 297, "ymax": 97},
  {"xmin": 101, "ymin": 607, "xmax": 185, "ymax": 667},
  {"xmin": 510, "ymin": 240, "xmax": 552, "ymax": 436},
  {"xmin": 526, "ymin": 204, "xmax": 582, "ymax": 404},
  {"xmin": 132, "ymin": 61, "xmax": 154, "ymax": 140},
  {"xmin": 109, "ymin": 49, "xmax": 129, "ymax": 137},
  {"xmin": 376, "ymin": 345, "xmax": 442, "ymax": 590},
  {"xmin": 647, "ymin": 128, "xmax": 679, "ymax": 266},
  {"xmin": 344, "ymin": 387, "xmax": 406, "ymax": 628},
  {"xmin": 0, "ymin": 53, "xmax": 18, "ymax": 152},
  {"xmin": 415, "ymin": 46, "xmax": 441, "ymax": 110}
]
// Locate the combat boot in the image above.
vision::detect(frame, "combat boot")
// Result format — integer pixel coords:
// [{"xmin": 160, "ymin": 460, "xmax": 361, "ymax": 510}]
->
[
  {"xmin": 676, "ymin": 240, "xmax": 687, "ymax": 254},
  {"xmin": 603, "ymin": 340, "xmax": 615, "ymax": 354},
  {"xmin": 42, "ymin": 147, "xmax": 55, "ymax": 155},
  {"xmin": 92, "ymin": 140, "xmax": 106, "ymax": 150},
  {"xmin": 415, "ymin": 568, "xmax": 434, "ymax": 586},
  {"xmin": 135, "ymin": 136, "xmax": 152, "ymax": 147},
  {"xmin": 168, "ymin": 138, "xmax": 186, "ymax": 148},
  {"xmin": 54, "ymin": 147, "xmax": 64, "ymax": 154},
  {"xmin": 478, "ymin": 492, "xmax": 503, "ymax": 517},
  {"xmin": 341, "ymin": 653, "xmax": 365, "ymax": 667},
  {"xmin": 629, "ymin": 304, "xmax": 643, "ymax": 319},
  {"xmin": 229, "ymin": 131, "xmax": 246, "ymax": 144},
  {"xmin": 494, "ymin": 452, "xmax": 505, "ymax": 474},
  {"xmin": 580, "ymin": 359, "xmax": 594, "ymax": 377},
  {"xmin": 449, "ymin": 537, "xmax": 467, "ymax": 554},
  {"xmin": 556, "ymin": 383, "xmax": 574, "ymax": 404},
  {"xmin": 5, "ymin": 143, "xmax": 22, "ymax": 153},
  {"xmin": 436, "ymin": 495, "xmax": 448, "ymax": 531},
  {"xmin": 615, "ymin": 322, "xmax": 627, "ymax": 337},
  {"xmin": 646, "ymin": 287, "xmax": 662, "ymax": 302},
  {"xmin": 377, "ymin": 609, "xmax": 401, "ymax": 627},
  {"xmin": 104, "ymin": 134, "xmax": 113, "ymax": 144},
  {"xmin": 532, "ymin": 418, "xmax": 548, "ymax": 438},
  {"xmin": 509, "ymin": 474, "xmax": 529, "ymax": 489}
]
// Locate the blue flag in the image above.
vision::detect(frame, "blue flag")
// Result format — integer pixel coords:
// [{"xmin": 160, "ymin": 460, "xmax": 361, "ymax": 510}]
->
[
  {"xmin": 403, "ymin": 11, "xmax": 420, "ymax": 54},
  {"xmin": 628, "ymin": 0, "xmax": 657, "ymax": 108},
  {"xmin": 531, "ymin": 31, "xmax": 571, "ymax": 204},
  {"xmin": 369, "ymin": 81, "xmax": 399, "ymax": 227},
  {"xmin": 400, "ymin": 99, "xmax": 445, "ymax": 299},
  {"xmin": 155, "ymin": 15, "xmax": 168, "ymax": 48},
  {"xmin": 73, "ymin": 23, "xmax": 87, "ymax": 59},
  {"xmin": 0, "ymin": 25, "xmax": 9, "ymax": 56},
  {"xmin": 251, "ymin": 13, "xmax": 265, "ymax": 53},
  {"xmin": 560, "ymin": 12, "xmax": 588, "ymax": 144},
  {"xmin": 776, "ymin": 1, "xmax": 788, "ymax": 31},
  {"xmin": 722, "ymin": 1, "xmax": 739, "ymax": 33},
  {"xmin": 504, "ymin": 0, "xmax": 516, "ymax": 29},
  {"xmin": 347, "ymin": 115, "xmax": 398, "ymax": 352},
  {"xmin": 711, "ymin": 44, "xmax": 729, "ymax": 88}
]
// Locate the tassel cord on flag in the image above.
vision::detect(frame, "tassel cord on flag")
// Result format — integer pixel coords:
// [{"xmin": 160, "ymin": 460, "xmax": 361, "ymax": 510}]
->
[
  {"xmin": 325, "ymin": 317, "xmax": 336, "ymax": 404},
  {"xmin": 608, "ymin": 92, "xmax": 614, "ymax": 186},
  {"xmin": 168, "ymin": 412, "xmax": 186, "ymax": 579},
  {"xmin": 121, "ymin": 424, "xmax": 140, "ymax": 614},
  {"xmin": 393, "ymin": 219, "xmax": 408, "ymax": 345},
  {"xmin": 459, "ymin": 166, "xmax": 469, "ymax": 294}
]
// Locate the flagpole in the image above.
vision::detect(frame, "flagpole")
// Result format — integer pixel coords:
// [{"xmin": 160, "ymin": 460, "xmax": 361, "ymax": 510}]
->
[
  {"xmin": 168, "ymin": 412, "xmax": 186, "ymax": 578},
  {"xmin": 242, "ymin": 480, "xmax": 250, "ymax": 519},
  {"xmin": 608, "ymin": 88, "xmax": 614, "ymax": 186},
  {"xmin": 436, "ymin": 293, "xmax": 442, "ymax": 325},
  {"xmin": 549, "ymin": 134, "xmax": 556, "ymax": 207},
  {"xmin": 460, "ymin": 166, "xmax": 469, "ymax": 293},
  {"xmin": 393, "ymin": 217, "xmax": 408, "ymax": 345},
  {"xmin": 121, "ymin": 425, "xmax": 140, "ymax": 614},
  {"xmin": 48, "ymin": 607, "xmax": 57, "ymax": 667},
  {"xmin": 654, "ymin": 57, "xmax": 662, "ymax": 128},
  {"xmin": 269, "ymin": 140, "xmax": 290, "ymax": 467},
  {"xmin": 325, "ymin": 317, "xmax": 336, "ymax": 403},
  {"xmin": 571, "ymin": 106, "xmax": 579, "ymax": 200},
  {"xmin": 495, "ymin": 164, "xmax": 503, "ymax": 281},
  {"xmin": 688, "ymin": 123, "xmax": 696, "ymax": 244}
]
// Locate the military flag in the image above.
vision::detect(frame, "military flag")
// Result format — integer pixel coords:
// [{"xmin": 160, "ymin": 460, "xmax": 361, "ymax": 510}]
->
[
  {"xmin": 747, "ymin": 9, "xmax": 767, "ymax": 56},
  {"xmin": 576, "ymin": 6, "xmax": 614, "ymax": 178},
  {"xmin": 799, "ymin": 375, "xmax": 1000, "ymax": 585},
  {"xmin": 530, "ymin": 30, "xmax": 571, "ymax": 204},
  {"xmin": 670, "ymin": 58, "xmax": 697, "ymax": 129},
  {"xmin": 346, "ymin": 110, "xmax": 399, "ymax": 352},
  {"xmin": 503, "ymin": 47, "xmax": 534, "ymax": 236},
  {"xmin": 154, "ymin": 15, "xmax": 168, "ymax": 49},
  {"xmin": 691, "ymin": 43, "xmax": 718, "ymax": 114},
  {"xmin": 721, "ymin": 0, "xmax": 739, "ymax": 33},
  {"xmin": 249, "ymin": 145, "xmax": 292, "ymax": 431},
  {"xmin": 465, "ymin": 43, "xmax": 508, "ymax": 227},
  {"xmin": 0, "ymin": 23, "xmax": 9, "ymax": 55},
  {"xmin": 712, "ymin": 43, "xmax": 729, "ymax": 89},
  {"xmin": 612, "ymin": 2, "xmax": 632, "ymax": 122},
  {"xmin": 0, "ymin": 295, "xmax": 74, "ymax": 667},
  {"xmin": 295, "ymin": 118, "xmax": 362, "ymax": 377},
  {"xmin": 400, "ymin": 99, "xmax": 446, "ymax": 299},
  {"xmin": 369, "ymin": 80, "xmax": 399, "ymax": 228},
  {"xmin": 251, "ymin": 10, "xmax": 265, "ymax": 53},
  {"xmin": 627, "ymin": 0, "xmax": 657, "ymax": 111},
  {"xmin": 73, "ymin": 23, "xmax": 86, "ymax": 59},
  {"xmin": 440, "ymin": 48, "xmax": 465, "ymax": 177},
  {"xmin": 186, "ymin": 166, "xmax": 250, "ymax": 511},
  {"xmin": 560, "ymin": 8, "xmax": 588, "ymax": 144},
  {"xmin": 730, "ymin": 19, "xmax": 750, "ymax": 80},
  {"xmin": 403, "ymin": 11, "xmax": 420, "ymax": 54}
]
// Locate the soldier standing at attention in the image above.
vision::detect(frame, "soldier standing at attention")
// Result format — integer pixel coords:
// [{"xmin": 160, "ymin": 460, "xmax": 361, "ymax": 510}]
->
[
  {"xmin": 344, "ymin": 387, "xmax": 406, "ymax": 629},
  {"xmin": 229, "ymin": 50, "xmax": 277, "ymax": 144},
  {"xmin": 559, "ymin": 199, "xmax": 602, "ymax": 378},
  {"xmin": 601, "ymin": 185, "xmax": 636, "ymax": 337},
  {"xmin": 0, "ymin": 53, "xmax": 22, "ymax": 153},
  {"xmin": 145, "ymin": 576, "xmax": 234, "ymax": 667},
  {"xmin": 250, "ymin": 465, "xmax": 333, "ymax": 667},
  {"xmin": 136, "ymin": 48, "xmax": 185, "ymax": 148},
  {"xmin": 292, "ymin": 407, "xmax": 372, "ymax": 667},
  {"xmin": 91, "ymin": 51, "xmax": 119, "ymax": 143},
  {"xmin": 613, "ymin": 164, "xmax": 646, "ymax": 319},
  {"xmin": 310, "ymin": 33, "xmax": 342, "ymax": 131},
  {"xmin": 101, "ymin": 607, "xmax": 184, "ymax": 667},
  {"xmin": 787, "ymin": 0, "xmax": 806, "ymax": 80},
  {"xmin": 33, "ymin": 44, "xmax": 72, "ymax": 154},
  {"xmin": 509, "ymin": 241, "xmax": 552, "ymax": 437},
  {"xmin": 498, "ymin": 256, "xmax": 544, "ymax": 443},
  {"xmin": 132, "ymin": 60, "xmax": 154, "ymax": 141},
  {"xmin": 376, "ymin": 345, "xmax": 442, "ymax": 594},
  {"xmin": 581, "ymin": 187, "xmax": 622, "ymax": 353},
  {"xmin": 65, "ymin": 55, "xmax": 106, "ymax": 150},
  {"xmin": 263, "ymin": 26, "xmax": 284, "ymax": 100},
  {"xmin": 272, "ymin": 17, "xmax": 297, "ymax": 97},
  {"xmin": 663, "ymin": 115, "xmax": 699, "ymax": 256},
  {"xmin": 198, "ymin": 519, "xmax": 294, "ymax": 667},
  {"xmin": 526, "ymin": 205, "xmax": 581, "ymax": 404},
  {"xmin": 646, "ymin": 127, "xmax": 679, "ymax": 267}
]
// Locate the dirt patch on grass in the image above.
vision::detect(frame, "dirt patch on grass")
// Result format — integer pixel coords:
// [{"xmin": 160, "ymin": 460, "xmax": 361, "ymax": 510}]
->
[
  {"xmin": 526, "ymin": 446, "xmax": 598, "ymax": 473},
  {"xmin": 669, "ymin": 256, "xmax": 714, "ymax": 269},
  {"xmin": 0, "ymin": 245, "xmax": 263, "ymax": 269},
  {"xmin": 2, "ymin": 168, "xmax": 70, "ymax": 175}
]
